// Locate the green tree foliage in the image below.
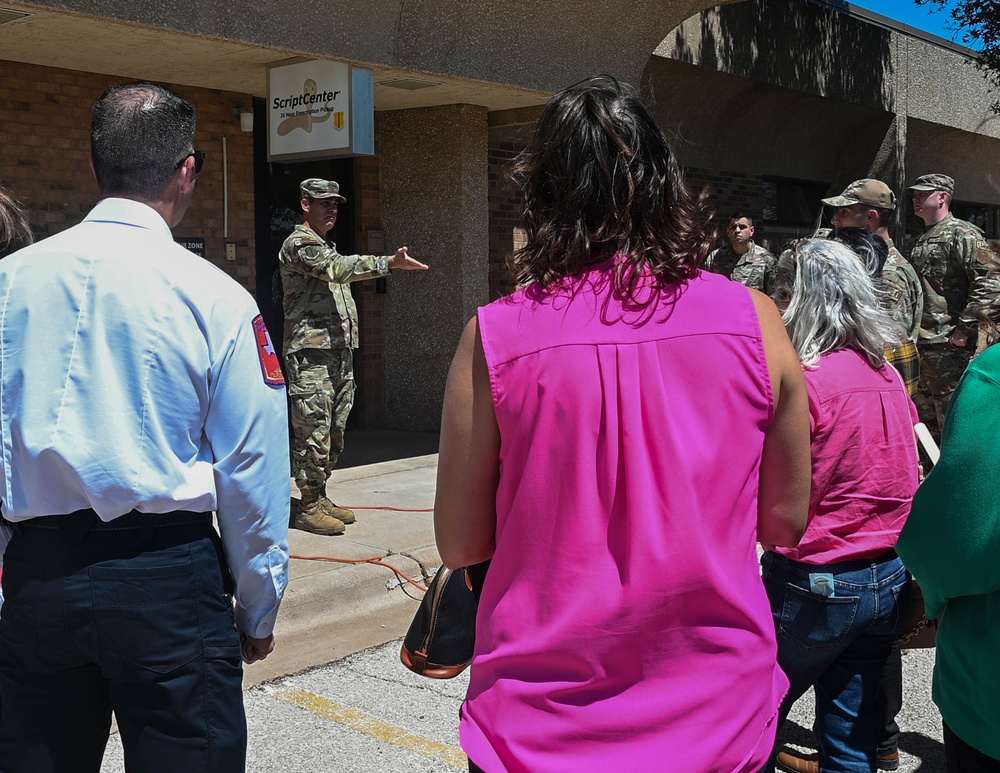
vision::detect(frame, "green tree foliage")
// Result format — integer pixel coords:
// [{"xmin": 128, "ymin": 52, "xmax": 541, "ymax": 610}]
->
[{"xmin": 917, "ymin": 0, "xmax": 1000, "ymax": 109}]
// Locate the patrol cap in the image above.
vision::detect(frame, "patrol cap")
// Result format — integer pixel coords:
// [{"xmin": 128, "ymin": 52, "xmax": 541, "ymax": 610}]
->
[
  {"xmin": 300, "ymin": 178, "xmax": 347, "ymax": 203},
  {"xmin": 907, "ymin": 174, "xmax": 955, "ymax": 194},
  {"xmin": 821, "ymin": 179, "xmax": 896, "ymax": 210}
]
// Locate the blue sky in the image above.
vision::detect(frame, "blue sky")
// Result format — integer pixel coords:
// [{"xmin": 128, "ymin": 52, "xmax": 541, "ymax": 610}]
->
[{"xmin": 847, "ymin": 0, "xmax": 980, "ymax": 48}]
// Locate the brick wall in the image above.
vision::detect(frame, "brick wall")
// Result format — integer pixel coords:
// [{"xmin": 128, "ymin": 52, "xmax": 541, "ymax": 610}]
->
[
  {"xmin": 0, "ymin": 59, "xmax": 257, "ymax": 292},
  {"xmin": 487, "ymin": 142, "xmax": 521, "ymax": 300},
  {"xmin": 354, "ymin": 154, "xmax": 385, "ymax": 428},
  {"xmin": 684, "ymin": 166, "xmax": 770, "ymax": 249}
]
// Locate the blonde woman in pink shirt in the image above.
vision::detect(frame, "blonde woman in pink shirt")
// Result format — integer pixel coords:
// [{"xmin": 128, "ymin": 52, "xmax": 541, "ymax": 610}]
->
[
  {"xmin": 434, "ymin": 76, "xmax": 811, "ymax": 773},
  {"xmin": 768, "ymin": 239, "xmax": 919, "ymax": 773}
]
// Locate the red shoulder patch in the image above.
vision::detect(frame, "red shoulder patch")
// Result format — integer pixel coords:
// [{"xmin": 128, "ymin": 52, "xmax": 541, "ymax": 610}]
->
[{"xmin": 252, "ymin": 315, "xmax": 285, "ymax": 386}]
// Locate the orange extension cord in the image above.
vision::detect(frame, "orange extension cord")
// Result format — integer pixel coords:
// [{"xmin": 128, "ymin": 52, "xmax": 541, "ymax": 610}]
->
[{"xmin": 289, "ymin": 504, "xmax": 434, "ymax": 593}]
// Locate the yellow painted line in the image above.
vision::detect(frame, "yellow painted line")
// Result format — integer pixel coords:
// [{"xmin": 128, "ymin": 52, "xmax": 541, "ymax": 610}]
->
[{"xmin": 272, "ymin": 686, "xmax": 466, "ymax": 769}]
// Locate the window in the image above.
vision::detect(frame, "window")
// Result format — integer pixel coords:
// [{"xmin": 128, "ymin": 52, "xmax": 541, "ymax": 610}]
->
[
  {"xmin": 760, "ymin": 178, "xmax": 830, "ymax": 252},
  {"xmin": 952, "ymin": 203, "xmax": 997, "ymax": 238}
]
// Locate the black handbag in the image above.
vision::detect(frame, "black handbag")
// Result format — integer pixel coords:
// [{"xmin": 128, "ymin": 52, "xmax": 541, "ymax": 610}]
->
[{"xmin": 400, "ymin": 561, "xmax": 489, "ymax": 679}]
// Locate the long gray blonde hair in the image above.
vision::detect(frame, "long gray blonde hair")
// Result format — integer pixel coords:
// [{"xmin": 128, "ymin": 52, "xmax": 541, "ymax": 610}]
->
[{"xmin": 776, "ymin": 238, "xmax": 904, "ymax": 368}]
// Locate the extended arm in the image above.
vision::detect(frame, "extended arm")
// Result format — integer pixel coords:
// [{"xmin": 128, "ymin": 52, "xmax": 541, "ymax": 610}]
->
[
  {"xmin": 325, "ymin": 245, "xmax": 427, "ymax": 283},
  {"xmin": 282, "ymin": 231, "xmax": 427, "ymax": 286},
  {"xmin": 751, "ymin": 290, "xmax": 811, "ymax": 546},
  {"xmin": 433, "ymin": 316, "xmax": 500, "ymax": 569}
]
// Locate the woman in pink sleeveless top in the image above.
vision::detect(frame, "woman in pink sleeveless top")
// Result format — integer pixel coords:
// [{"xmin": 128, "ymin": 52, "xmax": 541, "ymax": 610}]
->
[{"xmin": 434, "ymin": 77, "xmax": 811, "ymax": 773}]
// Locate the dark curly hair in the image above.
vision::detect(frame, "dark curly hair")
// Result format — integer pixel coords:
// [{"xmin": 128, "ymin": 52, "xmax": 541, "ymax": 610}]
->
[
  {"xmin": 0, "ymin": 184, "xmax": 32, "ymax": 258},
  {"xmin": 508, "ymin": 76, "xmax": 714, "ymax": 301}
]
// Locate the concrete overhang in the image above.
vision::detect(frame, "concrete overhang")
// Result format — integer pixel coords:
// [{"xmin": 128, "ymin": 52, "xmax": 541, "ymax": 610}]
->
[
  {"xmin": 645, "ymin": 55, "xmax": 891, "ymax": 185},
  {"xmin": 0, "ymin": 2, "xmax": 546, "ymax": 110},
  {"xmin": 0, "ymin": 0, "xmax": 742, "ymax": 109},
  {"xmin": 656, "ymin": 0, "xmax": 1000, "ymax": 141}
]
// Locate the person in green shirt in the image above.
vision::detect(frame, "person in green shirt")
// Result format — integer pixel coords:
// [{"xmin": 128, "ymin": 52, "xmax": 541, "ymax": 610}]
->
[{"xmin": 897, "ymin": 337, "xmax": 1000, "ymax": 771}]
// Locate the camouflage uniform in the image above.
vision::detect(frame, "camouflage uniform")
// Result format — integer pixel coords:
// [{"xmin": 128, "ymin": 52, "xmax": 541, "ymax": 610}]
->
[
  {"xmin": 704, "ymin": 242, "xmax": 778, "ymax": 295},
  {"xmin": 910, "ymin": 213, "xmax": 996, "ymax": 438},
  {"xmin": 279, "ymin": 222, "xmax": 391, "ymax": 489},
  {"xmin": 881, "ymin": 240, "xmax": 923, "ymax": 396}
]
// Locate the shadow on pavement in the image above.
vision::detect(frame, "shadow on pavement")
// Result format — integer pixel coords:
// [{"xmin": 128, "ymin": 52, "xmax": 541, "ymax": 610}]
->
[
  {"xmin": 337, "ymin": 430, "xmax": 440, "ymax": 469},
  {"xmin": 776, "ymin": 721, "xmax": 946, "ymax": 772},
  {"xmin": 776, "ymin": 718, "xmax": 818, "ymax": 753},
  {"xmin": 902, "ymin": 730, "xmax": 946, "ymax": 772}
]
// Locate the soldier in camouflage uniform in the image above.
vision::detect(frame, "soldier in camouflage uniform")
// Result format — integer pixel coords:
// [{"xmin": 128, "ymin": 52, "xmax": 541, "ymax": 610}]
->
[
  {"xmin": 908, "ymin": 173, "xmax": 998, "ymax": 440},
  {"xmin": 704, "ymin": 212, "xmax": 777, "ymax": 295},
  {"xmin": 280, "ymin": 178, "xmax": 428, "ymax": 535},
  {"xmin": 825, "ymin": 179, "xmax": 923, "ymax": 395}
]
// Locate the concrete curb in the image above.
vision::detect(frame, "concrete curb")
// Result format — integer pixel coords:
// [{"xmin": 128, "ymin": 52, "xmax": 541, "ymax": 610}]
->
[{"xmin": 244, "ymin": 452, "xmax": 441, "ymax": 687}]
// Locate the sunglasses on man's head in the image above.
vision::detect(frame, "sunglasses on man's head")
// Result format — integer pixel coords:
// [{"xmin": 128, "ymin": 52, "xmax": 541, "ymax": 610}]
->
[{"xmin": 176, "ymin": 150, "xmax": 205, "ymax": 175}]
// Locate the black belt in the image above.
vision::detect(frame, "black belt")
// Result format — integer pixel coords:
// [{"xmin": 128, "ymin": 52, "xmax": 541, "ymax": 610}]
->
[
  {"xmin": 770, "ymin": 548, "xmax": 900, "ymax": 573},
  {"xmin": 15, "ymin": 509, "xmax": 211, "ymax": 532}
]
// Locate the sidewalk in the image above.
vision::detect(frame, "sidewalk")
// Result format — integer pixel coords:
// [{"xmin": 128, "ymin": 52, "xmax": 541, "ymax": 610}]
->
[{"xmin": 244, "ymin": 430, "xmax": 441, "ymax": 686}]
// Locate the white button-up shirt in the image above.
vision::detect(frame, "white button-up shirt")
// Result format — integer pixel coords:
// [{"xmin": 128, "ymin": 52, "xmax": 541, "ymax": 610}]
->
[{"xmin": 0, "ymin": 198, "xmax": 290, "ymax": 638}]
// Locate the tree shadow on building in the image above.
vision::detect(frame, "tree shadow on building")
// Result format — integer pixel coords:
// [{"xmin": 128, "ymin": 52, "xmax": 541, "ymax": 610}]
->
[
  {"xmin": 650, "ymin": 0, "xmax": 909, "ymax": 242},
  {"xmin": 662, "ymin": 0, "xmax": 893, "ymax": 114}
]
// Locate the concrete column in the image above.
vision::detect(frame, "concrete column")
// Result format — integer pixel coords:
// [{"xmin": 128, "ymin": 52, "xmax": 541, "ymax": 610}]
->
[
  {"xmin": 867, "ymin": 112, "xmax": 908, "ymax": 245},
  {"xmin": 377, "ymin": 103, "xmax": 489, "ymax": 431}
]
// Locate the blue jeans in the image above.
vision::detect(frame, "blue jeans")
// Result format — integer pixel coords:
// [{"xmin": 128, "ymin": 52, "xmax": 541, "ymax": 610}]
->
[
  {"xmin": 0, "ymin": 513, "xmax": 247, "ymax": 773},
  {"xmin": 762, "ymin": 550, "xmax": 908, "ymax": 773}
]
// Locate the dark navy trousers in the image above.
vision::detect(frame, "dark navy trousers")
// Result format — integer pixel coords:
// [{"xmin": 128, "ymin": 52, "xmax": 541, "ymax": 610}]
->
[{"xmin": 0, "ymin": 514, "xmax": 246, "ymax": 773}]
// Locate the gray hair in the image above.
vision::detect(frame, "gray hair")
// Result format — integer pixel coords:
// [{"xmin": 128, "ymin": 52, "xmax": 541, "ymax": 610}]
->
[{"xmin": 776, "ymin": 238, "xmax": 904, "ymax": 368}]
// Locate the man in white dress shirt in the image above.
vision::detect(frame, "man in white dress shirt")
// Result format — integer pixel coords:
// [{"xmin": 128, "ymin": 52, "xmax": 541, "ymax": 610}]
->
[{"xmin": 0, "ymin": 82, "xmax": 290, "ymax": 773}]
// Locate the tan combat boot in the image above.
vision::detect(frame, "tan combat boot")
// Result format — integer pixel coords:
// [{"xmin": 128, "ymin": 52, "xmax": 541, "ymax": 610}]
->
[
  {"xmin": 293, "ymin": 487, "xmax": 346, "ymax": 535},
  {"xmin": 320, "ymin": 496, "xmax": 356, "ymax": 525}
]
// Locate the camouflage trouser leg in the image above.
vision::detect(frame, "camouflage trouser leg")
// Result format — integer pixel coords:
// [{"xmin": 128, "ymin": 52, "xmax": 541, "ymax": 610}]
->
[
  {"xmin": 914, "ymin": 342, "xmax": 973, "ymax": 442},
  {"xmin": 285, "ymin": 348, "xmax": 355, "ymax": 490},
  {"xmin": 326, "ymin": 349, "xmax": 355, "ymax": 477}
]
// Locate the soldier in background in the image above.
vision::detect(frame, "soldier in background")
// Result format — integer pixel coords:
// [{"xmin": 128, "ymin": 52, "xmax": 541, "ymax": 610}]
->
[
  {"xmin": 824, "ymin": 178, "xmax": 923, "ymax": 395},
  {"xmin": 908, "ymin": 173, "xmax": 998, "ymax": 439},
  {"xmin": 704, "ymin": 212, "xmax": 778, "ymax": 295},
  {"xmin": 279, "ymin": 178, "xmax": 428, "ymax": 535}
]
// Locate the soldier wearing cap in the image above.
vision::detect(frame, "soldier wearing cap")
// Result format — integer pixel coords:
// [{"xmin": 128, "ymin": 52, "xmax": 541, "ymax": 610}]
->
[
  {"xmin": 704, "ymin": 212, "xmax": 777, "ymax": 295},
  {"xmin": 823, "ymin": 178, "xmax": 923, "ymax": 396},
  {"xmin": 907, "ymin": 173, "xmax": 997, "ymax": 439},
  {"xmin": 279, "ymin": 178, "xmax": 428, "ymax": 535}
]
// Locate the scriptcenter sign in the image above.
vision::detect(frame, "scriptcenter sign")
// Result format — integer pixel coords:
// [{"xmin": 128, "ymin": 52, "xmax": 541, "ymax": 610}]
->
[{"xmin": 267, "ymin": 59, "xmax": 374, "ymax": 161}]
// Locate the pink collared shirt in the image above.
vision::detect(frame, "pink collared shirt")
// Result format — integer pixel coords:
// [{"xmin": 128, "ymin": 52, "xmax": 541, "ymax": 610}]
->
[{"xmin": 772, "ymin": 349, "xmax": 919, "ymax": 565}]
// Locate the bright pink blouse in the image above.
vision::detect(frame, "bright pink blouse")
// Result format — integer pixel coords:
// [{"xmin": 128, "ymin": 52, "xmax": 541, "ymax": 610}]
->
[
  {"xmin": 462, "ymin": 266, "xmax": 787, "ymax": 772},
  {"xmin": 773, "ymin": 349, "xmax": 919, "ymax": 565}
]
